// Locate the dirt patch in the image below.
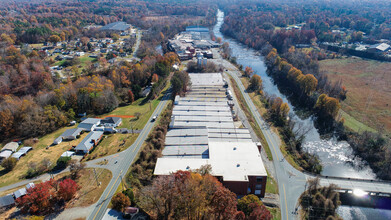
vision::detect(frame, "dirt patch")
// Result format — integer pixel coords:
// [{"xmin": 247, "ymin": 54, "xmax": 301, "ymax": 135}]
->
[{"xmin": 99, "ymin": 115, "xmax": 135, "ymax": 119}]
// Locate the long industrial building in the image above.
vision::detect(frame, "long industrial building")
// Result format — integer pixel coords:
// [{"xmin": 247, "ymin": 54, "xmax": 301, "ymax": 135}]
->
[{"xmin": 154, "ymin": 72, "xmax": 268, "ymax": 197}]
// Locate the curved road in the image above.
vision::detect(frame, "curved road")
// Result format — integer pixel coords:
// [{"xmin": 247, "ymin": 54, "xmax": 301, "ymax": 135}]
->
[{"xmin": 87, "ymin": 91, "xmax": 171, "ymax": 220}]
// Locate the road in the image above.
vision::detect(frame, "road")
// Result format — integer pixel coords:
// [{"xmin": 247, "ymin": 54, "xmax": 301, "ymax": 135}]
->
[{"xmin": 87, "ymin": 90, "xmax": 171, "ymax": 220}]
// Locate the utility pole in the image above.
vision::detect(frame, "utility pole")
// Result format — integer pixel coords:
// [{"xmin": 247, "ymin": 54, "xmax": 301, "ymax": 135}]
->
[{"xmin": 93, "ymin": 168, "xmax": 100, "ymax": 186}]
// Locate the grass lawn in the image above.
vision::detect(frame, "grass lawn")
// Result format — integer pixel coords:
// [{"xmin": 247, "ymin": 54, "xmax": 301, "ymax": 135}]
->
[
  {"xmin": 267, "ymin": 207, "xmax": 282, "ymax": 220},
  {"xmin": 55, "ymin": 168, "xmax": 112, "ymax": 208},
  {"xmin": 319, "ymin": 57, "xmax": 391, "ymax": 134},
  {"xmin": 266, "ymin": 175, "xmax": 279, "ymax": 194},
  {"xmin": 85, "ymin": 133, "xmax": 139, "ymax": 161},
  {"xmin": 0, "ymin": 126, "xmax": 90, "ymax": 188},
  {"xmin": 0, "ymin": 84, "xmax": 169, "ymax": 188}
]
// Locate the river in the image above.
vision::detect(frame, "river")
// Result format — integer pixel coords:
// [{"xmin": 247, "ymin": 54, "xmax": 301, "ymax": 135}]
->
[{"xmin": 213, "ymin": 9, "xmax": 391, "ymax": 219}]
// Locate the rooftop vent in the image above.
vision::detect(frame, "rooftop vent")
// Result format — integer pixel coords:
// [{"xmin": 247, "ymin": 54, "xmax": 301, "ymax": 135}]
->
[
  {"xmin": 237, "ymin": 164, "xmax": 240, "ymax": 167},
  {"xmin": 186, "ymin": 166, "xmax": 190, "ymax": 170}
]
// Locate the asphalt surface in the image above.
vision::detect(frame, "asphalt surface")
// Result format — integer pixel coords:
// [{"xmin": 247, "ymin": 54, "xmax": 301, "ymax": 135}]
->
[{"xmin": 87, "ymin": 91, "xmax": 171, "ymax": 220}]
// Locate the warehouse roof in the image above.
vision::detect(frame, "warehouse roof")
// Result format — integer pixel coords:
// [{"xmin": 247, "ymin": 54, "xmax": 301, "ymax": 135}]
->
[
  {"xmin": 189, "ymin": 73, "xmax": 225, "ymax": 86},
  {"xmin": 100, "ymin": 21, "xmax": 131, "ymax": 31},
  {"xmin": 173, "ymin": 115, "xmax": 233, "ymax": 123},
  {"xmin": 162, "ymin": 145, "xmax": 209, "ymax": 157},
  {"xmin": 166, "ymin": 128, "xmax": 208, "ymax": 137},
  {"xmin": 165, "ymin": 136, "xmax": 208, "ymax": 146},
  {"xmin": 155, "ymin": 142, "xmax": 267, "ymax": 181}
]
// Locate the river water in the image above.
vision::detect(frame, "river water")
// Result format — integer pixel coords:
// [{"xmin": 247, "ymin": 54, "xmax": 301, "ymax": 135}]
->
[{"xmin": 213, "ymin": 9, "xmax": 391, "ymax": 219}]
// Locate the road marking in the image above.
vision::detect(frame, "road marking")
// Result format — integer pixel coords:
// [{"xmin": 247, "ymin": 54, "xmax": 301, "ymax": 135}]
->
[
  {"xmin": 92, "ymin": 170, "xmax": 123, "ymax": 220},
  {"xmin": 283, "ymin": 184, "xmax": 289, "ymax": 220}
]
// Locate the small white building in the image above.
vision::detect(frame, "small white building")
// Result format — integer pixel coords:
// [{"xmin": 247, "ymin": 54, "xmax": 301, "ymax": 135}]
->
[{"xmin": 78, "ymin": 118, "xmax": 101, "ymax": 131}]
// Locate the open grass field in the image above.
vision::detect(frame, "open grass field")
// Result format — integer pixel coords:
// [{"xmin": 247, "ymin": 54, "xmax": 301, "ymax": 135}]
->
[
  {"xmin": 0, "ymin": 126, "xmax": 89, "ymax": 188},
  {"xmin": 0, "ymin": 84, "xmax": 169, "ymax": 188},
  {"xmin": 56, "ymin": 168, "xmax": 112, "ymax": 208},
  {"xmin": 319, "ymin": 57, "xmax": 391, "ymax": 134}
]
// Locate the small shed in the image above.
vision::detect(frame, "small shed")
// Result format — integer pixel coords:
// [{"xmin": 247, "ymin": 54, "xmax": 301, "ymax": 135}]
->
[
  {"xmin": 11, "ymin": 152, "xmax": 25, "ymax": 160},
  {"xmin": 61, "ymin": 151, "xmax": 75, "ymax": 157},
  {"xmin": 0, "ymin": 194, "xmax": 15, "ymax": 208},
  {"xmin": 2, "ymin": 142, "xmax": 19, "ymax": 152},
  {"xmin": 18, "ymin": 147, "xmax": 32, "ymax": 154},
  {"xmin": 0, "ymin": 150, "xmax": 12, "ymax": 160},
  {"xmin": 14, "ymin": 188, "xmax": 27, "ymax": 199},
  {"xmin": 26, "ymin": 182, "xmax": 35, "ymax": 190},
  {"xmin": 53, "ymin": 136, "xmax": 63, "ymax": 145}
]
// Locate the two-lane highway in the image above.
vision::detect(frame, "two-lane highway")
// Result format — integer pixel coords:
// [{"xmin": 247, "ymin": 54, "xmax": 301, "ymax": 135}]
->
[{"xmin": 87, "ymin": 91, "xmax": 171, "ymax": 220}]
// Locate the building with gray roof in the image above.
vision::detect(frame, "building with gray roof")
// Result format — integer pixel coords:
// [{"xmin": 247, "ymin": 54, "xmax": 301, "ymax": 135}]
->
[
  {"xmin": 0, "ymin": 194, "xmax": 15, "ymax": 208},
  {"xmin": 75, "ymin": 131, "xmax": 104, "ymax": 154},
  {"xmin": 100, "ymin": 21, "xmax": 131, "ymax": 32},
  {"xmin": 61, "ymin": 128, "xmax": 84, "ymax": 140},
  {"xmin": 78, "ymin": 118, "xmax": 101, "ymax": 131}
]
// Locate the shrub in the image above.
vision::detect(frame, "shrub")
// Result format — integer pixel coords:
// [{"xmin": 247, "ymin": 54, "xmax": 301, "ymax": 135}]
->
[
  {"xmin": 111, "ymin": 192, "xmax": 130, "ymax": 212},
  {"xmin": 1, "ymin": 157, "xmax": 17, "ymax": 171}
]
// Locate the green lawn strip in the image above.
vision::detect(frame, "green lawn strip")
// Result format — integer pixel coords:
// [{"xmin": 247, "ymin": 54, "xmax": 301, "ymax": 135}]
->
[
  {"xmin": 267, "ymin": 207, "xmax": 282, "ymax": 220},
  {"xmin": 266, "ymin": 173, "xmax": 279, "ymax": 194},
  {"xmin": 339, "ymin": 110, "xmax": 376, "ymax": 133},
  {"xmin": 228, "ymin": 75, "xmax": 273, "ymax": 161}
]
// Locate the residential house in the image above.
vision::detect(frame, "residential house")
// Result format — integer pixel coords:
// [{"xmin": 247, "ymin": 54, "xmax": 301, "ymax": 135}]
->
[
  {"xmin": 78, "ymin": 118, "xmax": 101, "ymax": 131},
  {"xmin": 101, "ymin": 117, "xmax": 122, "ymax": 127},
  {"xmin": 74, "ymin": 131, "xmax": 104, "ymax": 154},
  {"xmin": 61, "ymin": 128, "xmax": 84, "ymax": 140}
]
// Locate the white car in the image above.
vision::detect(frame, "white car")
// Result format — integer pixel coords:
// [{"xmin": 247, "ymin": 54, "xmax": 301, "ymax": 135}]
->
[{"xmin": 151, "ymin": 115, "xmax": 157, "ymax": 122}]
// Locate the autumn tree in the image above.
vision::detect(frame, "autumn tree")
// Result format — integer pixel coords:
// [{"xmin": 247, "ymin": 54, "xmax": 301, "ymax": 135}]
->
[
  {"xmin": 248, "ymin": 202, "xmax": 273, "ymax": 220},
  {"xmin": 315, "ymin": 94, "xmax": 340, "ymax": 118},
  {"xmin": 111, "ymin": 192, "xmax": 130, "ymax": 212},
  {"xmin": 244, "ymin": 66, "xmax": 254, "ymax": 78},
  {"xmin": 151, "ymin": 73, "xmax": 159, "ymax": 83},
  {"xmin": 16, "ymin": 180, "xmax": 57, "ymax": 215},
  {"xmin": 58, "ymin": 178, "xmax": 78, "ymax": 201},
  {"xmin": 48, "ymin": 35, "xmax": 61, "ymax": 44},
  {"xmin": 138, "ymin": 170, "xmax": 239, "ymax": 220},
  {"xmin": 128, "ymin": 90, "xmax": 135, "ymax": 103},
  {"xmin": 300, "ymin": 178, "xmax": 341, "ymax": 219},
  {"xmin": 237, "ymin": 194, "xmax": 262, "ymax": 216},
  {"xmin": 248, "ymin": 75, "xmax": 263, "ymax": 92}
]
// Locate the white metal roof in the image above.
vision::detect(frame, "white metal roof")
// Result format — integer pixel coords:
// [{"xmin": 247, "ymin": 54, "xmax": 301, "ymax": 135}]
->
[
  {"xmin": 173, "ymin": 121, "xmax": 235, "ymax": 129},
  {"xmin": 173, "ymin": 105, "xmax": 231, "ymax": 112},
  {"xmin": 2, "ymin": 142, "xmax": 18, "ymax": 152},
  {"xmin": 189, "ymin": 73, "xmax": 225, "ymax": 86},
  {"xmin": 0, "ymin": 150, "xmax": 12, "ymax": 159},
  {"xmin": 155, "ymin": 142, "xmax": 267, "ymax": 181},
  {"xmin": 61, "ymin": 151, "xmax": 76, "ymax": 157},
  {"xmin": 11, "ymin": 152, "xmax": 25, "ymax": 160},
  {"xmin": 166, "ymin": 128, "xmax": 208, "ymax": 137},
  {"xmin": 165, "ymin": 136, "xmax": 209, "ymax": 146},
  {"xmin": 18, "ymin": 147, "xmax": 32, "ymax": 154},
  {"xmin": 162, "ymin": 145, "xmax": 209, "ymax": 156},
  {"xmin": 172, "ymin": 110, "xmax": 231, "ymax": 117},
  {"xmin": 173, "ymin": 115, "xmax": 233, "ymax": 122}
]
